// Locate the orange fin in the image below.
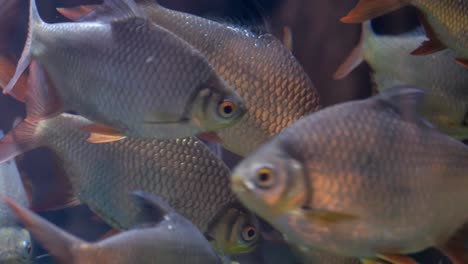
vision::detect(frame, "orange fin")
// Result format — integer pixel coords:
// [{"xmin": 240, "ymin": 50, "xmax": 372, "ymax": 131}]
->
[
  {"xmin": 455, "ymin": 58, "xmax": 468, "ymax": 68},
  {"xmin": 26, "ymin": 61, "xmax": 63, "ymax": 120},
  {"xmin": 411, "ymin": 14, "xmax": 446, "ymax": 55},
  {"xmin": 340, "ymin": 0, "xmax": 409, "ymax": 23},
  {"xmin": 81, "ymin": 123, "xmax": 126, "ymax": 144},
  {"xmin": 197, "ymin": 131, "xmax": 223, "ymax": 144},
  {"xmin": 437, "ymin": 224, "xmax": 468, "ymax": 264},
  {"xmin": 57, "ymin": 5, "xmax": 97, "ymax": 21},
  {"xmin": 376, "ymin": 254, "xmax": 417, "ymax": 264},
  {"xmin": 0, "ymin": 55, "xmax": 27, "ymax": 102},
  {"xmin": 333, "ymin": 23, "xmax": 366, "ymax": 80}
]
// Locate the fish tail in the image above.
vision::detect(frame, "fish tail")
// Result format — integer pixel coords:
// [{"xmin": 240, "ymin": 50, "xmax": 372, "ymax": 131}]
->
[
  {"xmin": 0, "ymin": 119, "xmax": 39, "ymax": 164},
  {"xmin": 340, "ymin": 0, "xmax": 410, "ymax": 23},
  {"xmin": 4, "ymin": 0, "xmax": 44, "ymax": 96},
  {"xmin": 1, "ymin": 195, "xmax": 85, "ymax": 264},
  {"xmin": 333, "ymin": 22, "xmax": 370, "ymax": 80}
]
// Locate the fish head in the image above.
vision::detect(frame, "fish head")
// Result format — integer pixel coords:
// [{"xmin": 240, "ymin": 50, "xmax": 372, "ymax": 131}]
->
[
  {"xmin": 231, "ymin": 143, "xmax": 307, "ymax": 218},
  {"xmin": 209, "ymin": 207, "xmax": 260, "ymax": 254},
  {"xmin": 0, "ymin": 227, "xmax": 32, "ymax": 264},
  {"xmin": 191, "ymin": 76, "xmax": 246, "ymax": 132}
]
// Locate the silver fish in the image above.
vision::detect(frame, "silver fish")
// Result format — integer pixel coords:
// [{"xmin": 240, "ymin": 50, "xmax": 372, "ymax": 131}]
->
[
  {"xmin": 4, "ymin": 0, "xmax": 245, "ymax": 141},
  {"xmin": 335, "ymin": 21, "xmax": 468, "ymax": 139},
  {"xmin": 3, "ymin": 191, "xmax": 224, "ymax": 264},
  {"xmin": 0, "ymin": 131, "xmax": 32, "ymax": 264},
  {"xmin": 232, "ymin": 87, "xmax": 468, "ymax": 262},
  {"xmin": 60, "ymin": 0, "xmax": 321, "ymax": 156},
  {"xmin": 0, "ymin": 83, "xmax": 258, "ymax": 254}
]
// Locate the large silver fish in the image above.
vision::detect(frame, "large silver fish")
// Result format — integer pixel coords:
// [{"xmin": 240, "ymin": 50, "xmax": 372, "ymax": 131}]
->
[
  {"xmin": 232, "ymin": 87, "xmax": 468, "ymax": 263},
  {"xmin": 3, "ymin": 0, "xmax": 245, "ymax": 142},
  {"xmin": 60, "ymin": 0, "xmax": 321, "ymax": 156},
  {"xmin": 2, "ymin": 191, "xmax": 224, "ymax": 264},
  {"xmin": 0, "ymin": 131, "xmax": 32, "ymax": 264},
  {"xmin": 335, "ymin": 22, "xmax": 468, "ymax": 139},
  {"xmin": 0, "ymin": 72, "xmax": 259, "ymax": 254}
]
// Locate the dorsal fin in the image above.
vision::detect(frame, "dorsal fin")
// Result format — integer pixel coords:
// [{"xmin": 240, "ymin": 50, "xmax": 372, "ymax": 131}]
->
[
  {"xmin": 376, "ymin": 86, "xmax": 432, "ymax": 127},
  {"xmin": 130, "ymin": 191, "xmax": 174, "ymax": 225}
]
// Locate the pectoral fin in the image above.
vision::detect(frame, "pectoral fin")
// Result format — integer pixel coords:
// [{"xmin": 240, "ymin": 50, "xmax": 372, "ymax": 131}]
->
[
  {"xmin": 302, "ymin": 208, "xmax": 358, "ymax": 224},
  {"xmin": 81, "ymin": 123, "xmax": 126, "ymax": 144}
]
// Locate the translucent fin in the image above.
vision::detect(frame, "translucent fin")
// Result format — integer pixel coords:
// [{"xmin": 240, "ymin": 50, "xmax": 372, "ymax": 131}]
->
[
  {"xmin": 57, "ymin": 5, "xmax": 97, "ymax": 21},
  {"xmin": 333, "ymin": 23, "xmax": 367, "ymax": 80},
  {"xmin": 0, "ymin": 119, "xmax": 38, "ymax": 164},
  {"xmin": 4, "ymin": 0, "xmax": 44, "ymax": 95},
  {"xmin": 340, "ymin": 0, "xmax": 409, "ymax": 23},
  {"xmin": 0, "ymin": 55, "xmax": 27, "ymax": 102},
  {"xmin": 1, "ymin": 195, "xmax": 85, "ymax": 264}
]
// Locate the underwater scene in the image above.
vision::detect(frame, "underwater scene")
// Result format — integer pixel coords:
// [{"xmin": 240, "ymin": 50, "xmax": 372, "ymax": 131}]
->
[{"xmin": 0, "ymin": 0, "xmax": 467, "ymax": 263}]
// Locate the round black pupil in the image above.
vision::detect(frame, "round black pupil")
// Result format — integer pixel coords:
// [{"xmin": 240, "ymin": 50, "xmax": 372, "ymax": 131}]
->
[
  {"xmin": 223, "ymin": 105, "xmax": 233, "ymax": 114},
  {"xmin": 259, "ymin": 172, "xmax": 270, "ymax": 182},
  {"xmin": 247, "ymin": 229, "xmax": 255, "ymax": 237}
]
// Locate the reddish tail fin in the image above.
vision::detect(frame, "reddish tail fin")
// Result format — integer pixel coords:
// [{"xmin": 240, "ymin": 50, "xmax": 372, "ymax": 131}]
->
[
  {"xmin": 1, "ymin": 195, "xmax": 84, "ymax": 264},
  {"xmin": 0, "ymin": 119, "xmax": 38, "ymax": 164},
  {"xmin": 340, "ymin": 0, "xmax": 409, "ymax": 23},
  {"xmin": 0, "ymin": 55, "xmax": 28, "ymax": 102}
]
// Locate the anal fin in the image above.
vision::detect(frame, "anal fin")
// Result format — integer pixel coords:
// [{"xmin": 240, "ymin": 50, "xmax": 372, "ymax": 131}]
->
[
  {"xmin": 411, "ymin": 14, "xmax": 446, "ymax": 55},
  {"xmin": 81, "ymin": 123, "xmax": 126, "ymax": 144}
]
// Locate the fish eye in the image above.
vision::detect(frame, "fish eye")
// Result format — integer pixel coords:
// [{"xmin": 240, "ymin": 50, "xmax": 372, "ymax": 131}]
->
[
  {"xmin": 241, "ymin": 226, "xmax": 257, "ymax": 242},
  {"xmin": 255, "ymin": 167, "xmax": 275, "ymax": 188},
  {"xmin": 217, "ymin": 99, "xmax": 237, "ymax": 119}
]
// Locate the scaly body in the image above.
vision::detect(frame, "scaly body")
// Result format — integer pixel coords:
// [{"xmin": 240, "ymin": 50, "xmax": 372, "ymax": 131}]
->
[{"xmin": 232, "ymin": 87, "xmax": 468, "ymax": 259}]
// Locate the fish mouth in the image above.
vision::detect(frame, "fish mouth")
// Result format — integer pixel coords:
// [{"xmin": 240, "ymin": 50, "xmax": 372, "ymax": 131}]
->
[{"xmin": 231, "ymin": 176, "xmax": 250, "ymax": 193}]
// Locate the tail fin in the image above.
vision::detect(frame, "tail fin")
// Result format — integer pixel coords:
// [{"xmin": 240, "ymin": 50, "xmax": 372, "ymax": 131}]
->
[
  {"xmin": 0, "ymin": 119, "xmax": 38, "ymax": 164},
  {"xmin": 1, "ymin": 196, "xmax": 84, "ymax": 264},
  {"xmin": 0, "ymin": 55, "xmax": 27, "ymax": 102},
  {"xmin": 333, "ymin": 22, "xmax": 369, "ymax": 80},
  {"xmin": 340, "ymin": 0, "xmax": 409, "ymax": 24},
  {"xmin": 4, "ymin": 0, "xmax": 45, "ymax": 95}
]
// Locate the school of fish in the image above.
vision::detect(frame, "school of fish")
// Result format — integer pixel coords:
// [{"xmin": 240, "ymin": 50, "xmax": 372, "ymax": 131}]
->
[{"xmin": 0, "ymin": 0, "xmax": 466, "ymax": 263}]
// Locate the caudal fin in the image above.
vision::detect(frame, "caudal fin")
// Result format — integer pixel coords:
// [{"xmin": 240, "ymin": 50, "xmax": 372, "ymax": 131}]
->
[
  {"xmin": 1, "ymin": 196, "xmax": 84, "ymax": 264},
  {"xmin": 340, "ymin": 0, "xmax": 409, "ymax": 23},
  {"xmin": 0, "ymin": 119, "xmax": 38, "ymax": 164},
  {"xmin": 4, "ymin": 0, "xmax": 45, "ymax": 96}
]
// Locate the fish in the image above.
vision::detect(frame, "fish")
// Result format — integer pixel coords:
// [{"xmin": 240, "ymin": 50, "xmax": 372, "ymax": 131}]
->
[
  {"xmin": 0, "ymin": 131, "xmax": 32, "ymax": 264},
  {"xmin": 334, "ymin": 22, "xmax": 468, "ymax": 139},
  {"xmin": 3, "ymin": 0, "xmax": 246, "ymax": 142},
  {"xmin": 340, "ymin": 0, "xmax": 468, "ymax": 68},
  {"xmin": 59, "ymin": 0, "xmax": 322, "ymax": 156},
  {"xmin": 2, "ymin": 191, "xmax": 224, "ymax": 264},
  {"xmin": 231, "ymin": 87, "xmax": 468, "ymax": 263},
  {"xmin": 0, "ymin": 69, "xmax": 259, "ymax": 254}
]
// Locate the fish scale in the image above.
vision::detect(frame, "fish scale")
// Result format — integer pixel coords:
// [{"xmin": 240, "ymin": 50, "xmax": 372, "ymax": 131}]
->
[
  {"xmin": 5, "ymin": 0, "xmax": 246, "ymax": 140},
  {"xmin": 33, "ymin": 114, "xmax": 237, "ymax": 232},
  {"xmin": 232, "ymin": 87, "xmax": 468, "ymax": 260},
  {"xmin": 129, "ymin": 0, "xmax": 321, "ymax": 156}
]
